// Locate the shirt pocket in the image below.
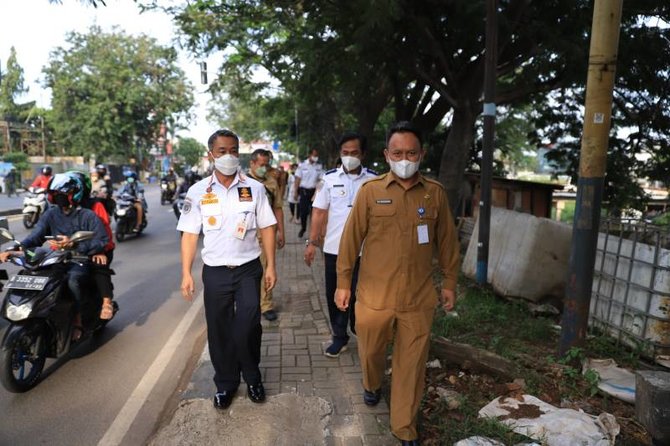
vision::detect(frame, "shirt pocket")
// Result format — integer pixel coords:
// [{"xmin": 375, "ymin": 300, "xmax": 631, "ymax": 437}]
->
[
  {"xmin": 369, "ymin": 205, "xmax": 396, "ymax": 230},
  {"xmin": 330, "ymin": 186, "xmax": 347, "ymax": 199},
  {"xmin": 233, "ymin": 201, "xmax": 257, "ymax": 230}
]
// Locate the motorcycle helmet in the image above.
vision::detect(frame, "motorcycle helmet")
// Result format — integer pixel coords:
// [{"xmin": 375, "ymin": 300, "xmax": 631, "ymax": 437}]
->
[
  {"xmin": 66, "ymin": 170, "xmax": 92, "ymax": 199},
  {"xmin": 47, "ymin": 173, "xmax": 84, "ymax": 207},
  {"xmin": 42, "ymin": 165, "xmax": 53, "ymax": 176},
  {"xmin": 124, "ymin": 171, "xmax": 138, "ymax": 183},
  {"xmin": 96, "ymin": 164, "xmax": 107, "ymax": 176}
]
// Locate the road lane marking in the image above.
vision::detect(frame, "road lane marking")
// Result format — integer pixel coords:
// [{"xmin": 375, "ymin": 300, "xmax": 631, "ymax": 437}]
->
[{"xmin": 97, "ymin": 293, "xmax": 204, "ymax": 446}]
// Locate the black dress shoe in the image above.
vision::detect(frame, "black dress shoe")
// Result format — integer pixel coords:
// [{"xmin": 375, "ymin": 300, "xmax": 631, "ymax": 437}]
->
[
  {"xmin": 247, "ymin": 382, "xmax": 266, "ymax": 403},
  {"xmin": 213, "ymin": 390, "xmax": 235, "ymax": 409},
  {"xmin": 363, "ymin": 388, "xmax": 381, "ymax": 406},
  {"xmin": 400, "ymin": 440, "xmax": 420, "ymax": 446},
  {"xmin": 298, "ymin": 229, "xmax": 305, "ymax": 238},
  {"xmin": 262, "ymin": 310, "xmax": 278, "ymax": 321}
]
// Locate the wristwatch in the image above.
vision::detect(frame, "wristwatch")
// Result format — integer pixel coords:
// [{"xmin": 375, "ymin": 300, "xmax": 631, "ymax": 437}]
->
[{"xmin": 305, "ymin": 239, "xmax": 320, "ymax": 247}]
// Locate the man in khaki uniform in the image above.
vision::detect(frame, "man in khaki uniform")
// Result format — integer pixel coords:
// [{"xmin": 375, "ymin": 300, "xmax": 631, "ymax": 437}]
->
[
  {"xmin": 335, "ymin": 121, "xmax": 459, "ymax": 445},
  {"xmin": 249, "ymin": 149, "xmax": 285, "ymax": 321}
]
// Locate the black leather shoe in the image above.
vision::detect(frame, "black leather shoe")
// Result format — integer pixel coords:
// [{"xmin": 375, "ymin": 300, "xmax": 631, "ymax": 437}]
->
[
  {"xmin": 213, "ymin": 390, "xmax": 235, "ymax": 410},
  {"xmin": 262, "ymin": 310, "xmax": 278, "ymax": 321},
  {"xmin": 400, "ymin": 440, "xmax": 420, "ymax": 446},
  {"xmin": 247, "ymin": 382, "xmax": 266, "ymax": 403},
  {"xmin": 363, "ymin": 388, "xmax": 381, "ymax": 406},
  {"xmin": 298, "ymin": 229, "xmax": 305, "ymax": 238}
]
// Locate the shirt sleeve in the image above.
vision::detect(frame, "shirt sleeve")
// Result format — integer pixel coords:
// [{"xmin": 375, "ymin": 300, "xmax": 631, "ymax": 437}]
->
[
  {"xmin": 294, "ymin": 164, "xmax": 304, "ymax": 179},
  {"xmin": 255, "ymin": 184, "xmax": 278, "ymax": 229},
  {"xmin": 312, "ymin": 179, "xmax": 330, "ymax": 210},
  {"xmin": 336, "ymin": 184, "xmax": 370, "ymax": 289},
  {"xmin": 77, "ymin": 210, "xmax": 109, "ymax": 255},
  {"xmin": 436, "ymin": 188, "xmax": 460, "ymax": 291},
  {"xmin": 176, "ymin": 187, "xmax": 202, "ymax": 234}
]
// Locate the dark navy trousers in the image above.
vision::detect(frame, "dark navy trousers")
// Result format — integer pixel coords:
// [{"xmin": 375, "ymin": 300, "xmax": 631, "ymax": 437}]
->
[
  {"xmin": 202, "ymin": 258, "xmax": 263, "ymax": 392},
  {"xmin": 324, "ymin": 253, "xmax": 360, "ymax": 343}
]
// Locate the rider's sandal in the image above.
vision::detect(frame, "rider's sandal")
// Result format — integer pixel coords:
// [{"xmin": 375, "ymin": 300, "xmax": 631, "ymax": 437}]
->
[{"xmin": 100, "ymin": 302, "xmax": 114, "ymax": 320}]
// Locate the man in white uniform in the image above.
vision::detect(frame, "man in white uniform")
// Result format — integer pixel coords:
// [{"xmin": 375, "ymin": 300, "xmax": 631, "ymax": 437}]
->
[
  {"xmin": 178, "ymin": 129, "xmax": 277, "ymax": 410},
  {"xmin": 304, "ymin": 132, "xmax": 376, "ymax": 357},
  {"xmin": 293, "ymin": 148, "xmax": 323, "ymax": 238}
]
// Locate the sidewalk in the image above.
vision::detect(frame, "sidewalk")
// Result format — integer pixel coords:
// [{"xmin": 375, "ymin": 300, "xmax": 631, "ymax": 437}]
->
[
  {"xmin": 0, "ymin": 192, "xmax": 24, "ymax": 216},
  {"xmin": 149, "ymin": 219, "xmax": 396, "ymax": 446}
]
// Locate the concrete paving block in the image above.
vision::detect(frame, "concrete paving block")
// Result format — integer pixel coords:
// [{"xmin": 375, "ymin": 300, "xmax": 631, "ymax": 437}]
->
[{"xmin": 635, "ymin": 370, "xmax": 670, "ymax": 444}]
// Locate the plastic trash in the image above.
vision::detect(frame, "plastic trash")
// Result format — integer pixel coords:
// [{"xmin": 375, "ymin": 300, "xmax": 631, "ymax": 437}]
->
[{"xmin": 582, "ymin": 358, "xmax": 635, "ymax": 404}]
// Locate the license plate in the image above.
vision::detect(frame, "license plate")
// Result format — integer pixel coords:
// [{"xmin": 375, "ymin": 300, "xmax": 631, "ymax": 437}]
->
[{"xmin": 6, "ymin": 275, "xmax": 49, "ymax": 291}]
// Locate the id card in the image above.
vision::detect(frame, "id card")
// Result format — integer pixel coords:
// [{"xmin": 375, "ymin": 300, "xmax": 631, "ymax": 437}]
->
[
  {"xmin": 417, "ymin": 224, "xmax": 429, "ymax": 244},
  {"xmin": 234, "ymin": 220, "xmax": 247, "ymax": 240}
]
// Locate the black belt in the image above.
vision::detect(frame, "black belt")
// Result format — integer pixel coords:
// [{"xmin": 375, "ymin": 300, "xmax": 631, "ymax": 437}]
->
[{"xmin": 299, "ymin": 187, "xmax": 316, "ymax": 191}]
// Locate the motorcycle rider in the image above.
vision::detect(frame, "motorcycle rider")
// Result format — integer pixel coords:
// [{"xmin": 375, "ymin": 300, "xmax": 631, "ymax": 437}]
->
[
  {"xmin": 118, "ymin": 171, "xmax": 146, "ymax": 232},
  {"xmin": 92, "ymin": 164, "xmax": 113, "ymax": 197},
  {"xmin": 31, "ymin": 165, "xmax": 53, "ymax": 189},
  {"xmin": 161, "ymin": 167, "xmax": 178, "ymax": 201},
  {"xmin": 0, "ymin": 173, "xmax": 109, "ymax": 337}
]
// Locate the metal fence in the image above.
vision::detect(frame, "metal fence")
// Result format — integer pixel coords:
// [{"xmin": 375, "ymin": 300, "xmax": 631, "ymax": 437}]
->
[{"xmin": 589, "ymin": 219, "xmax": 670, "ymax": 360}]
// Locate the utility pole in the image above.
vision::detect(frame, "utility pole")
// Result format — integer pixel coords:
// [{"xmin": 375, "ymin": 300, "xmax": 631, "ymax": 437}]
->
[
  {"xmin": 559, "ymin": 0, "xmax": 623, "ymax": 356},
  {"xmin": 476, "ymin": 0, "xmax": 497, "ymax": 284}
]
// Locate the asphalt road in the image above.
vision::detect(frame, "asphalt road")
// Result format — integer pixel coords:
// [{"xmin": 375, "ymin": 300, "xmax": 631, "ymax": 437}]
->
[{"xmin": 0, "ymin": 184, "xmax": 206, "ymax": 446}]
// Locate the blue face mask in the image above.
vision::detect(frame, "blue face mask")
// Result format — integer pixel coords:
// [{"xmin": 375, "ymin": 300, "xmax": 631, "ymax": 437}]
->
[{"xmin": 127, "ymin": 177, "xmax": 135, "ymax": 183}]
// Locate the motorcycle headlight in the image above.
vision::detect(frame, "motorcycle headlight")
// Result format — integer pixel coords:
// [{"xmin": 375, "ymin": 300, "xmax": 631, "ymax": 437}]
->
[
  {"xmin": 6, "ymin": 302, "xmax": 33, "ymax": 321},
  {"xmin": 116, "ymin": 209, "xmax": 127, "ymax": 216},
  {"xmin": 161, "ymin": 183, "xmax": 168, "ymax": 189}
]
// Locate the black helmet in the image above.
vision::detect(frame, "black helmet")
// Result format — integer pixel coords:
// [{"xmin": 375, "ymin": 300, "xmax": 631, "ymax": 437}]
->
[
  {"xmin": 42, "ymin": 165, "xmax": 53, "ymax": 176},
  {"xmin": 47, "ymin": 173, "xmax": 84, "ymax": 206},
  {"xmin": 96, "ymin": 164, "xmax": 107, "ymax": 176}
]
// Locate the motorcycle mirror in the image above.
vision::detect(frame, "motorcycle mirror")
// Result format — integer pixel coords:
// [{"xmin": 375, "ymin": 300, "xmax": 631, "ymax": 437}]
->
[
  {"xmin": 70, "ymin": 231, "xmax": 95, "ymax": 243},
  {"xmin": 0, "ymin": 227, "xmax": 15, "ymax": 244}
]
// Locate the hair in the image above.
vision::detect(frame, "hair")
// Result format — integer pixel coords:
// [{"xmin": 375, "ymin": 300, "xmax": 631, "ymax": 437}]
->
[
  {"xmin": 207, "ymin": 129, "xmax": 240, "ymax": 149},
  {"xmin": 338, "ymin": 132, "xmax": 367, "ymax": 153},
  {"xmin": 250, "ymin": 148, "xmax": 270, "ymax": 162},
  {"xmin": 386, "ymin": 121, "xmax": 423, "ymax": 147}
]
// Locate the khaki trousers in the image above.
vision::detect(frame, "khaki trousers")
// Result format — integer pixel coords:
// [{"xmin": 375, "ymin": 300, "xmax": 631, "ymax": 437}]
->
[
  {"xmin": 355, "ymin": 300, "xmax": 434, "ymax": 441},
  {"xmin": 259, "ymin": 249, "xmax": 273, "ymax": 313}
]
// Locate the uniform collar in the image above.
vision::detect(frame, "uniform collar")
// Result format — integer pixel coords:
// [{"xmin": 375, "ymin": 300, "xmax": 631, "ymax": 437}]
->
[
  {"xmin": 208, "ymin": 170, "xmax": 247, "ymax": 191},
  {"xmin": 383, "ymin": 171, "xmax": 427, "ymax": 190},
  {"xmin": 338, "ymin": 166, "xmax": 367, "ymax": 179}
]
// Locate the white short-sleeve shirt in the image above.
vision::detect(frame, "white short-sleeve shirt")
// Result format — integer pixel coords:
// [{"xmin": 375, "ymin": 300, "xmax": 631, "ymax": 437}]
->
[
  {"xmin": 312, "ymin": 166, "xmax": 377, "ymax": 255},
  {"xmin": 294, "ymin": 160, "xmax": 323, "ymax": 189},
  {"xmin": 177, "ymin": 172, "xmax": 277, "ymax": 266}
]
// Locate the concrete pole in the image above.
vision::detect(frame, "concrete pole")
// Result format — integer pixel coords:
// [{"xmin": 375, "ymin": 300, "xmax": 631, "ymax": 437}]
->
[
  {"xmin": 559, "ymin": 0, "xmax": 623, "ymax": 356},
  {"xmin": 477, "ymin": 0, "xmax": 497, "ymax": 284}
]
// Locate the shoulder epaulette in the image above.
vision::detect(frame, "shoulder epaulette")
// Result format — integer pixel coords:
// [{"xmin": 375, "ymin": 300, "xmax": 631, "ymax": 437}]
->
[
  {"xmin": 360, "ymin": 173, "xmax": 387, "ymax": 187},
  {"xmin": 423, "ymin": 176, "xmax": 445, "ymax": 189},
  {"xmin": 365, "ymin": 168, "xmax": 378, "ymax": 175},
  {"xmin": 325, "ymin": 168, "xmax": 338, "ymax": 175}
]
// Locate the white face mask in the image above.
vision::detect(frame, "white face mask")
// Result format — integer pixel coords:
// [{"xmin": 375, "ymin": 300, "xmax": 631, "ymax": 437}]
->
[
  {"xmin": 340, "ymin": 156, "xmax": 361, "ymax": 172},
  {"xmin": 389, "ymin": 159, "xmax": 420, "ymax": 179},
  {"xmin": 310, "ymin": 155, "xmax": 319, "ymax": 163},
  {"xmin": 213, "ymin": 153, "xmax": 240, "ymax": 176}
]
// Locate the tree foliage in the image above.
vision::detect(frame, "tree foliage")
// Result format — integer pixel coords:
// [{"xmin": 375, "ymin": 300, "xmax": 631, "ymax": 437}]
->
[
  {"xmin": 0, "ymin": 47, "xmax": 28, "ymax": 120},
  {"xmin": 174, "ymin": 136, "xmax": 206, "ymax": 168},
  {"xmin": 43, "ymin": 26, "xmax": 194, "ymax": 162}
]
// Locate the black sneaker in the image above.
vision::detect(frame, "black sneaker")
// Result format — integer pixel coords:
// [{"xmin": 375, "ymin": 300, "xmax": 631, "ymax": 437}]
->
[
  {"xmin": 324, "ymin": 340, "xmax": 348, "ymax": 358},
  {"xmin": 247, "ymin": 382, "xmax": 266, "ymax": 403},
  {"xmin": 213, "ymin": 390, "xmax": 235, "ymax": 409},
  {"xmin": 298, "ymin": 229, "xmax": 305, "ymax": 238},
  {"xmin": 262, "ymin": 310, "xmax": 278, "ymax": 321},
  {"xmin": 363, "ymin": 388, "xmax": 381, "ymax": 406}
]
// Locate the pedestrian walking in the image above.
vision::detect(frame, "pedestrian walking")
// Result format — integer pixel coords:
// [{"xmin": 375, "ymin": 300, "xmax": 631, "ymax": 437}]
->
[
  {"xmin": 248, "ymin": 148, "xmax": 285, "ymax": 321},
  {"xmin": 287, "ymin": 163, "xmax": 299, "ymax": 223},
  {"xmin": 178, "ymin": 129, "xmax": 278, "ymax": 410},
  {"xmin": 335, "ymin": 121, "xmax": 460, "ymax": 445},
  {"xmin": 293, "ymin": 148, "xmax": 323, "ymax": 238},
  {"xmin": 4, "ymin": 167, "xmax": 18, "ymax": 197},
  {"xmin": 304, "ymin": 132, "xmax": 377, "ymax": 357}
]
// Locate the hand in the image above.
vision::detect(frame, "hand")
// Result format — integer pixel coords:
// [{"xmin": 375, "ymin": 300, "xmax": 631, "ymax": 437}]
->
[
  {"xmin": 439, "ymin": 289, "xmax": 456, "ymax": 312},
  {"xmin": 48, "ymin": 235, "xmax": 73, "ymax": 250},
  {"xmin": 0, "ymin": 251, "xmax": 15, "ymax": 263},
  {"xmin": 304, "ymin": 244, "xmax": 316, "ymax": 266},
  {"xmin": 181, "ymin": 274, "xmax": 195, "ymax": 301},
  {"xmin": 335, "ymin": 289, "xmax": 351, "ymax": 311},
  {"xmin": 277, "ymin": 231, "xmax": 285, "ymax": 250},
  {"xmin": 293, "ymin": 193, "xmax": 298, "ymax": 202},
  {"xmin": 92, "ymin": 254, "xmax": 107, "ymax": 265},
  {"xmin": 264, "ymin": 267, "xmax": 277, "ymax": 292}
]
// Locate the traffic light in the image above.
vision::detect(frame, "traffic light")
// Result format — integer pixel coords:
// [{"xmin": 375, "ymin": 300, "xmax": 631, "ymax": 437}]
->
[{"xmin": 200, "ymin": 62, "xmax": 208, "ymax": 85}]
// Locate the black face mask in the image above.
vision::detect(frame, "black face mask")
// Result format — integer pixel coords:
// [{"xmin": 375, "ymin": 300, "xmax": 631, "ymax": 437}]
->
[{"xmin": 53, "ymin": 193, "xmax": 71, "ymax": 209}]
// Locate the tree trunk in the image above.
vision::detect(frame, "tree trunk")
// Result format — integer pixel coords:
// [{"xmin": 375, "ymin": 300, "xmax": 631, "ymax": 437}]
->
[{"xmin": 438, "ymin": 102, "xmax": 479, "ymax": 215}]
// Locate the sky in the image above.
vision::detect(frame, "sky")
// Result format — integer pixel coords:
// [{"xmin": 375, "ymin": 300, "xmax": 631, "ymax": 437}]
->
[{"xmin": 0, "ymin": 0, "xmax": 218, "ymax": 142}]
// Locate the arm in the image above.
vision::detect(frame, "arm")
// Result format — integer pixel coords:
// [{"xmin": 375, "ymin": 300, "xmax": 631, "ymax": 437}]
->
[
  {"xmin": 20, "ymin": 209, "xmax": 52, "ymax": 248},
  {"xmin": 180, "ymin": 232, "xmax": 199, "ymax": 301},
  {"xmin": 304, "ymin": 207, "xmax": 327, "ymax": 266},
  {"xmin": 274, "ymin": 207, "xmax": 285, "ymax": 249},
  {"xmin": 77, "ymin": 210, "xmax": 109, "ymax": 255},
  {"xmin": 436, "ymin": 189, "xmax": 460, "ymax": 311},
  {"xmin": 259, "ymin": 226, "xmax": 277, "ymax": 292}
]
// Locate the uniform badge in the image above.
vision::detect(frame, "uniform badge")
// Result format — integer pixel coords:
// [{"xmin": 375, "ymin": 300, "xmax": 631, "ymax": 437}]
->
[
  {"xmin": 238, "ymin": 187, "xmax": 253, "ymax": 202},
  {"xmin": 182, "ymin": 198, "xmax": 192, "ymax": 214},
  {"xmin": 208, "ymin": 216, "xmax": 217, "ymax": 226}
]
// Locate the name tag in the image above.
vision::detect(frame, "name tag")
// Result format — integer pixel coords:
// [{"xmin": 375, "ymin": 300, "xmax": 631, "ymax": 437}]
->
[
  {"xmin": 238, "ymin": 187, "xmax": 253, "ymax": 202},
  {"xmin": 417, "ymin": 224, "xmax": 429, "ymax": 244},
  {"xmin": 376, "ymin": 199, "xmax": 392, "ymax": 205}
]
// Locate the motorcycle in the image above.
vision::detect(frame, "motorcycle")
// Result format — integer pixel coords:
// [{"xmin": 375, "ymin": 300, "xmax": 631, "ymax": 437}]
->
[
  {"xmin": 0, "ymin": 228, "xmax": 118, "ymax": 393},
  {"xmin": 172, "ymin": 191, "xmax": 187, "ymax": 221},
  {"xmin": 160, "ymin": 179, "xmax": 177, "ymax": 205},
  {"xmin": 113, "ymin": 192, "xmax": 148, "ymax": 242},
  {"xmin": 22, "ymin": 187, "xmax": 49, "ymax": 229}
]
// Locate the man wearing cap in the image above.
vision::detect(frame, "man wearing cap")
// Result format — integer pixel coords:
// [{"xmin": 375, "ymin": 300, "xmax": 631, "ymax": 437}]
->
[
  {"xmin": 304, "ymin": 132, "xmax": 376, "ymax": 357},
  {"xmin": 178, "ymin": 129, "xmax": 277, "ymax": 410},
  {"xmin": 335, "ymin": 121, "xmax": 460, "ymax": 445}
]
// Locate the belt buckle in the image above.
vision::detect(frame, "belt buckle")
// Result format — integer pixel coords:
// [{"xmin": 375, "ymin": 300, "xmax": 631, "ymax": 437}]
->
[{"xmin": 225, "ymin": 265, "xmax": 237, "ymax": 269}]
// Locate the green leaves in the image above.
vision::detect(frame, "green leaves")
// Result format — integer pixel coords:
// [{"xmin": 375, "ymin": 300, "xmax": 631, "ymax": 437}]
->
[{"xmin": 43, "ymin": 26, "xmax": 194, "ymax": 162}]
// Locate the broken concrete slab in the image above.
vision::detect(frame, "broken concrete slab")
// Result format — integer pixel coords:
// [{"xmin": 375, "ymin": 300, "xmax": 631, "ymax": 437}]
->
[{"xmin": 635, "ymin": 370, "xmax": 670, "ymax": 445}]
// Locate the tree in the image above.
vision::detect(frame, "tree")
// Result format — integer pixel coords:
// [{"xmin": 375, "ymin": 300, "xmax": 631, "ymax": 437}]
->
[
  {"xmin": 43, "ymin": 26, "xmax": 194, "ymax": 162},
  {"xmin": 0, "ymin": 47, "xmax": 28, "ymax": 120},
  {"xmin": 174, "ymin": 136, "xmax": 206, "ymax": 168}
]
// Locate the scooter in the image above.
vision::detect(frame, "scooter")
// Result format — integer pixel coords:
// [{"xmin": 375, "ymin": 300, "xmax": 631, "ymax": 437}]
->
[
  {"xmin": 173, "ymin": 191, "xmax": 187, "ymax": 221},
  {"xmin": 160, "ymin": 179, "xmax": 177, "ymax": 205},
  {"xmin": 22, "ymin": 187, "xmax": 49, "ymax": 229},
  {"xmin": 0, "ymin": 228, "xmax": 118, "ymax": 393},
  {"xmin": 113, "ymin": 192, "xmax": 148, "ymax": 242}
]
